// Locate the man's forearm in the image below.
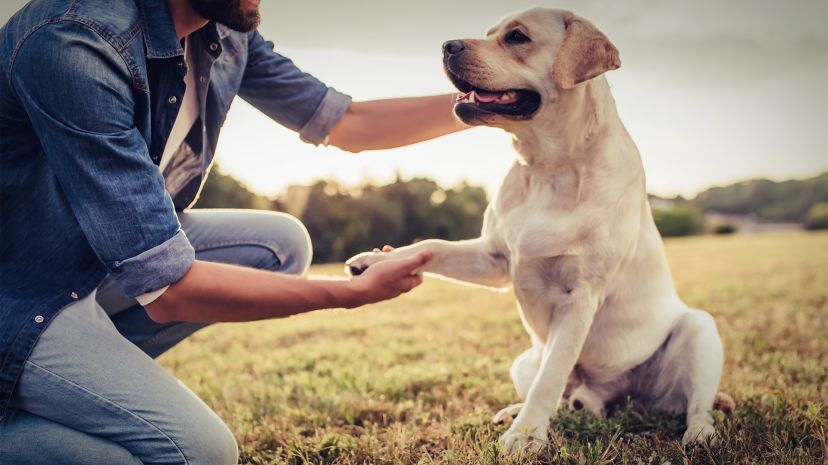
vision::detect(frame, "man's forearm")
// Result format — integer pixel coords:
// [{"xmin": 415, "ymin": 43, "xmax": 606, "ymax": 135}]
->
[
  {"xmin": 327, "ymin": 94, "xmax": 467, "ymax": 153},
  {"xmin": 145, "ymin": 252, "xmax": 432, "ymax": 324},
  {"xmin": 145, "ymin": 260, "xmax": 358, "ymax": 323}
]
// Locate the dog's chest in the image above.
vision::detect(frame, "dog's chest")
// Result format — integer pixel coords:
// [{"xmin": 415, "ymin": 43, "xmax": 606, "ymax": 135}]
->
[{"xmin": 494, "ymin": 167, "xmax": 586, "ymax": 260}]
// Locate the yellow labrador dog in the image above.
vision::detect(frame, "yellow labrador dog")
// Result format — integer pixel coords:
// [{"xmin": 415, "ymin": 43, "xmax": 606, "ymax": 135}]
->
[{"xmin": 347, "ymin": 7, "xmax": 727, "ymax": 454}]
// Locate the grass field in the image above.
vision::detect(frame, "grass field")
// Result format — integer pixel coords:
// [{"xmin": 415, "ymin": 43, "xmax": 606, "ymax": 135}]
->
[{"xmin": 161, "ymin": 232, "xmax": 828, "ymax": 465}]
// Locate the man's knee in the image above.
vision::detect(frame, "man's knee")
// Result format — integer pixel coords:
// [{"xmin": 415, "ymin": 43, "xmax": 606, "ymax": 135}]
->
[
  {"xmin": 181, "ymin": 416, "xmax": 239, "ymax": 465},
  {"xmin": 250, "ymin": 212, "xmax": 312, "ymax": 275},
  {"xmin": 193, "ymin": 210, "xmax": 313, "ymax": 275}
]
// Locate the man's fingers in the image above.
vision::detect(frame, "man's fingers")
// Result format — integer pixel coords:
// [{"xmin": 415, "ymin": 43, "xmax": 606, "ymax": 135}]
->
[
  {"xmin": 391, "ymin": 251, "xmax": 433, "ymax": 276},
  {"xmin": 398, "ymin": 274, "xmax": 424, "ymax": 292}
]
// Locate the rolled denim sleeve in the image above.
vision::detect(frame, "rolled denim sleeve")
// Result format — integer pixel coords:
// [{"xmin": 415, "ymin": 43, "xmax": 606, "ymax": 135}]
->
[
  {"xmin": 237, "ymin": 31, "xmax": 352, "ymax": 145},
  {"xmin": 11, "ymin": 21, "xmax": 194, "ymax": 297}
]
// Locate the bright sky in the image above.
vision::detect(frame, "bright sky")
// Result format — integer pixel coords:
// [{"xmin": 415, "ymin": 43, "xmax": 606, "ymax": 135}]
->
[{"xmin": 3, "ymin": 0, "xmax": 827, "ymax": 198}]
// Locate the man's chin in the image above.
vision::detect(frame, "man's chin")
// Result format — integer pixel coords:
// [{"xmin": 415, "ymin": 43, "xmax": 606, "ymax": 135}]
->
[{"xmin": 187, "ymin": 0, "xmax": 260, "ymax": 33}]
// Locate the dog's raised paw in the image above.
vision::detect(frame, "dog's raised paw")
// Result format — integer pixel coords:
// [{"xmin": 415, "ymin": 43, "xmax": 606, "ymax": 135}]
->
[
  {"xmin": 493, "ymin": 403, "xmax": 524, "ymax": 424},
  {"xmin": 344, "ymin": 251, "xmax": 381, "ymax": 276}
]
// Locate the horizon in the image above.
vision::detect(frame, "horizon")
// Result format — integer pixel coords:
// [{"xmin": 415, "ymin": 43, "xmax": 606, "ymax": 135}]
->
[
  {"xmin": 3, "ymin": 0, "xmax": 827, "ymax": 198},
  {"xmin": 220, "ymin": 165, "xmax": 827, "ymax": 202}
]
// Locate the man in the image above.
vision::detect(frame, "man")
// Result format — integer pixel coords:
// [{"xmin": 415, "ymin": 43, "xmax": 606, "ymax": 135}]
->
[{"xmin": 0, "ymin": 0, "xmax": 466, "ymax": 462}]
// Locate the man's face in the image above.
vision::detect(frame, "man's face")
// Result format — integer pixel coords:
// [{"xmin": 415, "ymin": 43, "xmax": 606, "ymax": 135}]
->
[{"xmin": 187, "ymin": 0, "xmax": 261, "ymax": 33}]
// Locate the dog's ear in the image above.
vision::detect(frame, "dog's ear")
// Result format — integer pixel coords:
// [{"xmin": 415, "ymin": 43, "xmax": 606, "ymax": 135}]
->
[{"xmin": 551, "ymin": 12, "xmax": 620, "ymax": 90}]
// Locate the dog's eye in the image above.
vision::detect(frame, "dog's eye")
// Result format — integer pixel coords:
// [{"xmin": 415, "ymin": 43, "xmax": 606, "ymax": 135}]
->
[{"xmin": 505, "ymin": 30, "xmax": 530, "ymax": 44}]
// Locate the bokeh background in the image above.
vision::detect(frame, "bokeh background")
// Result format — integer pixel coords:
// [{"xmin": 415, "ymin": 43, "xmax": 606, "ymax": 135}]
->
[{"xmin": 3, "ymin": 3, "xmax": 827, "ymax": 463}]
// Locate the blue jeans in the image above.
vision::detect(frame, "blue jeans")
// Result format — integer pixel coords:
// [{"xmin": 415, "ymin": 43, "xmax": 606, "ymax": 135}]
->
[{"xmin": 0, "ymin": 209, "xmax": 312, "ymax": 464}]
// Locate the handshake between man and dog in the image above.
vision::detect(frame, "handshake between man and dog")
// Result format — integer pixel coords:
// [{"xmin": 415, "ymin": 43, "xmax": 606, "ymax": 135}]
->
[{"xmin": 347, "ymin": 8, "xmax": 731, "ymax": 455}]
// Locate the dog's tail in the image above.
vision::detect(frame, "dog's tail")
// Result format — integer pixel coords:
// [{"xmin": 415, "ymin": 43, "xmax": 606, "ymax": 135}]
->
[{"xmin": 713, "ymin": 391, "xmax": 736, "ymax": 414}]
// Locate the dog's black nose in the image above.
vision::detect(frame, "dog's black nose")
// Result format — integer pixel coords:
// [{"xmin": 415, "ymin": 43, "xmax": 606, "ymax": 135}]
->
[{"xmin": 442, "ymin": 40, "xmax": 465, "ymax": 55}]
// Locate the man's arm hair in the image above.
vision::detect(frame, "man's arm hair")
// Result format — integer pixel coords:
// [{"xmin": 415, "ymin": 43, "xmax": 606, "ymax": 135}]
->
[
  {"xmin": 328, "ymin": 94, "xmax": 468, "ymax": 153},
  {"xmin": 145, "ymin": 253, "xmax": 432, "ymax": 323}
]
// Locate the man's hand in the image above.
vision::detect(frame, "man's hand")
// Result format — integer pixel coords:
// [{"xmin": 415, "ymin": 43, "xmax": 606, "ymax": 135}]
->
[
  {"xmin": 145, "ymin": 251, "xmax": 432, "ymax": 324},
  {"xmin": 345, "ymin": 251, "xmax": 432, "ymax": 307}
]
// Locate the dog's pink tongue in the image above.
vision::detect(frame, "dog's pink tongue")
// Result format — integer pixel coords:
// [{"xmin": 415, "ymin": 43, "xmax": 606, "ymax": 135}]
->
[{"xmin": 474, "ymin": 90, "xmax": 501, "ymax": 103}]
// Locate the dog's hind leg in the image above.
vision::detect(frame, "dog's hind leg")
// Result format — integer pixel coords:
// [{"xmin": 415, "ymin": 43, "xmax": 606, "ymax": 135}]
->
[
  {"xmin": 678, "ymin": 310, "xmax": 724, "ymax": 446},
  {"xmin": 639, "ymin": 309, "xmax": 724, "ymax": 446},
  {"xmin": 511, "ymin": 347, "xmax": 542, "ymax": 400},
  {"xmin": 493, "ymin": 347, "xmax": 541, "ymax": 424}
]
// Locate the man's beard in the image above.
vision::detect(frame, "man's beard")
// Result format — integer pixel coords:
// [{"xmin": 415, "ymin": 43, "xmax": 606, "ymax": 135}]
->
[{"xmin": 187, "ymin": 0, "xmax": 260, "ymax": 33}]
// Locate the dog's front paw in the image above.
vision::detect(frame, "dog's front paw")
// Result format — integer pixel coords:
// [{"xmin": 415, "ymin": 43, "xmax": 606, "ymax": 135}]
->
[
  {"xmin": 345, "ymin": 250, "xmax": 392, "ymax": 276},
  {"xmin": 500, "ymin": 421, "xmax": 547, "ymax": 455},
  {"xmin": 682, "ymin": 422, "xmax": 718, "ymax": 447}
]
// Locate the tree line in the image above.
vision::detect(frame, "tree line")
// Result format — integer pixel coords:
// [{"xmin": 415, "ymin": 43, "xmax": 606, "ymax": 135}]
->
[
  {"xmin": 194, "ymin": 168, "xmax": 828, "ymax": 262},
  {"xmin": 194, "ymin": 169, "xmax": 486, "ymax": 263}
]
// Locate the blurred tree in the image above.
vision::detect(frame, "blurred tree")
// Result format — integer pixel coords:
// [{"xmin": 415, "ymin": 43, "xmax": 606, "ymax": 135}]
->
[
  {"xmin": 694, "ymin": 172, "xmax": 828, "ymax": 223},
  {"xmin": 652, "ymin": 205, "xmax": 704, "ymax": 237},
  {"xmin": 295, "ymin": 177, "xmax": 487, "ymax": 263},
  {"xmin": 805, "ymin": 203, "xmax": 828, "ymax": 230},
  {"xmin": 713, "ymin": 224, "xmax": 737, "ymax": 235},
  {"xmin": 193, "ymin": 167, "xmax": 275, "ymax": 210}
]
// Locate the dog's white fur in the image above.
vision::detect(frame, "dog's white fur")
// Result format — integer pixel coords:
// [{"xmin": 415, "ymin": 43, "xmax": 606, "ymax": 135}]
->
[{"xmin": 347, "ymin": 8, "xmax": 724, "ymax": 454}]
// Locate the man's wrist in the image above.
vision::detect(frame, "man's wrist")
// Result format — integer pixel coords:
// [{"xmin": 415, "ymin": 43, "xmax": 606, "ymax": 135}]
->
[{"xmin": 324, "ymin": 279, "xmax": 364, "ymax": 309}]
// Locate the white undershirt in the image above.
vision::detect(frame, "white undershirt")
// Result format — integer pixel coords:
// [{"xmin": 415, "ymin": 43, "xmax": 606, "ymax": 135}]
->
[{"xmin": 136, "ymin": 37, "xmax": 199, "ymax": 307}]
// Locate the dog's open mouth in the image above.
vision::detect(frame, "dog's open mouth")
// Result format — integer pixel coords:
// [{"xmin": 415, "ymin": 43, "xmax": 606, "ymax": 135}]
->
[{"xmin": 447, "ymin": 71, "xmax": 541, "ymax": 119}]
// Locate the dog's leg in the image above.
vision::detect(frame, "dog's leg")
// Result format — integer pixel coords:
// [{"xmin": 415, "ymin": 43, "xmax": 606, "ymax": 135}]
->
[
  {"xmin": 674, "ymin": 310, "xmax": 724, "ymax": 446},
  {"xmin": 493, "ymin": 403, "xmax": 524, "ymax": 424},
  {"xmin": 346, "ymin": 238, "xmax": 510, "ymax": 288},
  {"xmin": 639, "ymin": 309, "xmax": 724, "ymax": 446},
  {"xmin": 493, "ymin": 347, "xmax": 541, "ymax": 424},
  {"xmin": 510, "ymin": 347, "xmax": 542, "ymax": 400},
  {"xmin": 500, "ymin": 288, "xmax": 598, "ymax": 454}
]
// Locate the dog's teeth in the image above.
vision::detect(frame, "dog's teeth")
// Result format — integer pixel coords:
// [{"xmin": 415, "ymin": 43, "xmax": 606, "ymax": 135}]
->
[{"xmin": 469, "ymin": 92, "xmax": 476, "ymax": 103}]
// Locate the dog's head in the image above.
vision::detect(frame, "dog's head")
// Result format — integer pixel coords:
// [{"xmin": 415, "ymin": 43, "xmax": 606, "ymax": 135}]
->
[{"xmin": 443, "ymin": 8, "xmax": 620, "ymax": 127}]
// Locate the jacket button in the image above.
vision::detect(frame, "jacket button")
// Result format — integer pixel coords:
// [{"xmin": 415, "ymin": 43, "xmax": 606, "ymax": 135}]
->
[
  {"xmin": 34, "ymin": 315, "xmax": 44, "ymax": 324},
  {"xmin": 70, "ymin": 291, "xmax": 79, "ymax": 299},
  {"xmin": 209, "ymin": 42, "xmax": 219, "ymax": 51},
  {"xmin": 168, "ymin": 95, "xmax": 178, "ymax": 104}
]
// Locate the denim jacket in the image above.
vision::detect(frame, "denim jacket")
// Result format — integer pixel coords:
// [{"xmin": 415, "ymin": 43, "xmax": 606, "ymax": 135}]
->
[{"xmin": 0, "ymin": 0, "xmax": 351, "ymax": 417}]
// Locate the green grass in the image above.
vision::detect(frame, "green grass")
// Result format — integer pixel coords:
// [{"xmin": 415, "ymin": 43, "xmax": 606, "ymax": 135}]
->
[{"xmin": 160, "ymin": 232, "xmax": 828, "ymax": 464}]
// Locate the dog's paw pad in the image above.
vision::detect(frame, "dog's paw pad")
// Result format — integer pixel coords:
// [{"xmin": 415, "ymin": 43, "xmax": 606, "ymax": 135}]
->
[{"xmin": 348, "ymin": 265, "xmax": 367, "ymax": 276}]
